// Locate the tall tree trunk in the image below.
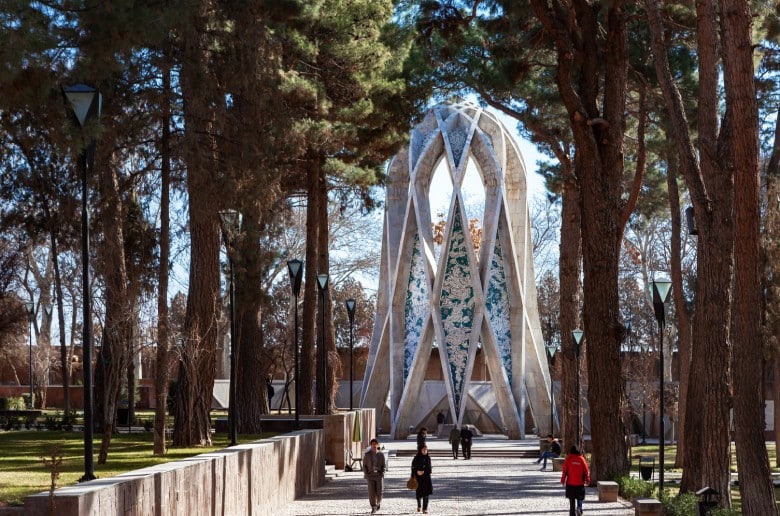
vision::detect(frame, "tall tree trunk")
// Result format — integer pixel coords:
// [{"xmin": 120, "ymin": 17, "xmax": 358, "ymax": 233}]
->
[
  {"xmin": 300, "ymin": 156, "xmax": 320, "ymax": 415},
  {"xmin": 577, "ymin": 3, "xmax": 631, "ymax": 483},
  {"xmin": 50, "ymin": 231, "xmax": 71, "ymax": 418},
  {"xmin": 235, "ymin": 212, "xmax": 269, "ymax": 433},
  {"xmin": 528, "ymin": 0, "xmax": 631, "ymax": 480},
  {"xmin": 317, "ymin": 167, "xmax": 337, "ymax": 413},
  {"xmin": 723, "ymin": 0, "xmax": 777, "ymax": 511},
  {"xmin": 153, "ymin": 58, "xmax": 172, "ymax": 455},
  {"xmin": 235, "ymin": 301, "xmax": 267, "ymax": 431},
  {"xmin": 679, "ymin": 0, "xmax": 734, "ymax": 498},
  {"xmin": 678, "ymin": 94, "xmax": 734, "ymax": 502},
  {"xmin": 644, "ymin": 0, "xmax": 734, "ymax": 498},
  {"xmin": 127, "ymin": 336, "xmax": 135, "ymax": 427},
  {"xmin": 174, "ymin": 177, "xmax": 220, "ymax": 447},
  {"xmin": 221, "ymin": 2, "xmax": 281, "ymax": 429},
  {"xmin": 96, "ymin": 151, "xmax": 131, "ymax": 465},
  {"xmin": 26, "ymin": 245, "xmax": 54, "ymax": 409},
  {"xmin": 580, "ymin": 144, "xmax": 629, "ymax": 482},
  {"xmin": 765, "ymin": 108, "xmax": 780, "ymax": 469},
  {"xmin": 559, "ymin": 167, "xmax": 582, "ymax": 452},
  {"xmin": 666, "ymin": 156, "xmax": 692, "ymax": 469},
  {"xmin": 173, "ymin": 0, "xmax": 221, "ymax": 447}
]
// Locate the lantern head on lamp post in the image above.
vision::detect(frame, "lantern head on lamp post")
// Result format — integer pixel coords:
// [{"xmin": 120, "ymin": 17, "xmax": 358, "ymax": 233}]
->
[
  {"xmin": 545, "ymin": 344, "xmax": 557, "ymax": 435},
  {"xmin": 316, "ymin": 274, "xmax": 329, "ymax": 414},
  {"xmin": 218, "ymin": 209, "xmax": 242, "ymax": 446},
  {"xmin": 286, "ymin": 259, "xmax": 303, "ymax": 429},
  {"xmin": 545, "ymin": 344, "xmax": 557, "ymax": 364},
  {"xmin": 572, "ymin": 329, "xmax": 584, "ymax": 447},
  {"xmin": 345, "ymin": 299, "xmax": 356, "ymax": 411},
  {"xmin": 572, "ymin": 329, "xmax": 584, "ymax": 350},
  {"xmin": 63, "ymin": 83, "xmax": 101, "ymax": 483},
  {"xmin": 650, "ymin": 278, "xmax": 672, "ymax": 493}
]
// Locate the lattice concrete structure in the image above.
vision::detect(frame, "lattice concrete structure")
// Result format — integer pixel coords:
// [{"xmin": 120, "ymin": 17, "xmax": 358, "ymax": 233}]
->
[{"xmin": 361, "ymin": 102, "xmax": 551, "ymax": 439}]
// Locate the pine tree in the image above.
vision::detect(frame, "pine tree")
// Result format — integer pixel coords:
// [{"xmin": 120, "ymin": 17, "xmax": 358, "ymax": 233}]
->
[{"xmin": 275, "ymin": 0, "xmax": 422, "ymax": 413}]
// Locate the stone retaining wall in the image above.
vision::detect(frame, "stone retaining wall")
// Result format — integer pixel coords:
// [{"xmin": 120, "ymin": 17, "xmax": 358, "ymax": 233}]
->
[
  {"xmin": 258, "ymin": 409, "xmax": 375, "ymax": 470},
  {"xmin": 18, "ymin": 429, "xmax": 323, "ymax": 516}
]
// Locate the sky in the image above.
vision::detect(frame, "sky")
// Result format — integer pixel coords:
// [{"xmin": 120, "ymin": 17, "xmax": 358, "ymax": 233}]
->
[{"xmin": 429, "ymin": 106, "xmax": 550, "ymax": 222}]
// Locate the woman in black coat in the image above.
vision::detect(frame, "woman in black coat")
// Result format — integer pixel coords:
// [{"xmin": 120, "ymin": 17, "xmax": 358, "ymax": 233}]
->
[{"xmin": 411, "ymin": 444, "xmax": 433, "ymax": 513}]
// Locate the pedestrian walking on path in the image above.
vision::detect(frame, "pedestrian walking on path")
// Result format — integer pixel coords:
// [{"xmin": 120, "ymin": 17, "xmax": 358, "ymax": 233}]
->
[
  {"xmin": 362, "ymin": 438, "xmax": 387, "ymax": 514},
  {"xmin": 411, "ymin": 444, "xmax": 433, "ymax": 513},
  {"xmin": 561, "ymin": 445, "xmax": 591, "ymax": 516},
  {"xmin": 460, "ymin": 426, "xmax": 473, "ymax": 459},
  {"xmin": 448, "ymin": 425, "xmax": 460, "ymax": 459}
]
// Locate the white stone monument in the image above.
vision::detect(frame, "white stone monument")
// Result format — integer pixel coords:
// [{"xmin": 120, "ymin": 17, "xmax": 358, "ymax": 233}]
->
[{"xmin": 361, "ymin": 102, "xmax": 551, "ymax": 439}]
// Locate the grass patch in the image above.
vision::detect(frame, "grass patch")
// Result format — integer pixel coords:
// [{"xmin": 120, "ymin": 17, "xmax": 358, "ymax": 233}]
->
[{"xmin": 0, "ymin": 430, "xmax": 271, "ymax": 506}]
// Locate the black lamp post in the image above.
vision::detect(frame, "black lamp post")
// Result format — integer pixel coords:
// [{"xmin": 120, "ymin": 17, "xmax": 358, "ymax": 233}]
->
[
  {"xmin": 641, "ymin": 339, "xmax": 649, "ymax": 445},
  {"xmin": 24, "ymin": 302, "xmax": 35, "ymax": 408},
  {"xmin": 316, "ymin": 273, "xmax": 329, "ymax": 414},
  {"xmin": 545, "ymin": 344, "xmax": 557, "ymax": 435},
  {"xmin": 286, "ymin": 259, "xmax": 303, "ymax": 429},
  {"xmin": 219, "ymin": 209, "xmax": 242, "ymax": 447},
  {"xmin": 650, "ymin": 278, "xmax": 672, "ymax": 493},
  {"xmin": 63, "ymin": 83, "xmax": 101, "ymax": 483},
  {"xmin": 345, "ymin": 299, "xmax": 356, "ymax": 411},
  {"xmin": 572, "ymin": 329, "xmax": 584, "ymax": 448}
]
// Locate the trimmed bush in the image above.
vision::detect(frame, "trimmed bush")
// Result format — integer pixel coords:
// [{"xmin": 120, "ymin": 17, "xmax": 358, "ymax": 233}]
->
[
  {"xmin": 660, "ymin": 490, "xmax": 699, "ymax": 516},
  {"xmin": 616, "ymin": 475, "xmax": 654, "ymax": 500}
]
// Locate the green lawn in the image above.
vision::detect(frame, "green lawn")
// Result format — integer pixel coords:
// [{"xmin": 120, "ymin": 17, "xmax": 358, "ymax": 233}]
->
[{"xmin": 0, "ymin": 430, "xmax": 270, "ymax": 506}]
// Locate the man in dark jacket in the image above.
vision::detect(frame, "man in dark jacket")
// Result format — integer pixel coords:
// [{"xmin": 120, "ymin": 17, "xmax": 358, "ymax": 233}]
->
[
  {"xmin": 460, "ymin": 426, "xmax": 474, "ymax": 459},
  {"xmin": 363, "ymin": 438, "xmax": 387, "ymax": 514}
]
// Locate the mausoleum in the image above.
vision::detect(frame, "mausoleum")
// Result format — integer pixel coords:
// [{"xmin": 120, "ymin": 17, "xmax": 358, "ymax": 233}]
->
[{"xmin": 361, "ymin": 102, "xmax": 551, "ymax": 439}]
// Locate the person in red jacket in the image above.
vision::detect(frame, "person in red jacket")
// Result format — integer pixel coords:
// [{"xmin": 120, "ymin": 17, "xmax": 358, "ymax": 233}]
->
[{"xmin": 561, "ymin": 445, "xmax": 590, "ymax": 516}]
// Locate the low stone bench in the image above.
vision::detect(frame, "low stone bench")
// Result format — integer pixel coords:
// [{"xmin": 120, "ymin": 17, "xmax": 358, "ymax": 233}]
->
[
  {"xmin": 552, "ymin": 457, "xmax": 565, "ymax": 471},
  {"xmin": 634, "ymin": 497, "xmax": 662, "ymax": 516},
  {"xmin": 597, "ymin": 480, "xmax": 619, "ymax": 502}
]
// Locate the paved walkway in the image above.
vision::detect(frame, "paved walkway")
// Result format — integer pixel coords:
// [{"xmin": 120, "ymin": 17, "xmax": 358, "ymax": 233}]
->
[{"xmin": 277, "ymin": 436, "xmax": 635, "ymax": 515}]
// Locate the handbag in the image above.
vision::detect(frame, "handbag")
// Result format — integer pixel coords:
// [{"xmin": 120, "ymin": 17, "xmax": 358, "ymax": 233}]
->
[{"xmin": 406, "ymin": 476, "xmax": 418, "ymax": 490}]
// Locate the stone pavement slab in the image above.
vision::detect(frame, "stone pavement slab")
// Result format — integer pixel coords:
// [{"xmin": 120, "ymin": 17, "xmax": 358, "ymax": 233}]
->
[{"xmin": 276, "ymin": 436, "xmax": 635, "ymax": 515}]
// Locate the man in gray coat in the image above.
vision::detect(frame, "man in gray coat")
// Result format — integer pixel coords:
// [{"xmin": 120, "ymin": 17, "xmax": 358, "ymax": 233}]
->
[{"xmin": 362, "ymin": 438, "xmax": 387, "ymax": 514}]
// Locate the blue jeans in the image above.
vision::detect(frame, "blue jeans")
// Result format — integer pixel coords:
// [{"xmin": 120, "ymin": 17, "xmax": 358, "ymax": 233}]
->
[{"xmin": 537, "ymin": 451, "xmax": 558, "ymax": 468}]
